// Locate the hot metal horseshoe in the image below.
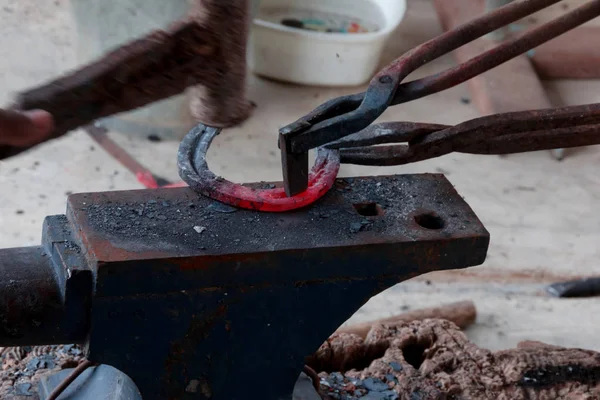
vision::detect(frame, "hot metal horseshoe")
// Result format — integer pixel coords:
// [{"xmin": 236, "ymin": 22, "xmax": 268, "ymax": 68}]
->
[{"xmin": 178, "ymin": 124, "xmax": 340, "ymax": 212}]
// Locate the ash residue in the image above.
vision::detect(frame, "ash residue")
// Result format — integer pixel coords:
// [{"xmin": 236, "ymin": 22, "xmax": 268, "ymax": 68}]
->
[
  {"xmin": 74, "ymin": 175, "xmax": 482, "ymax": 256},
  {"xmin": 520, "ymin": 365, "xmax": 600, "ymax": 387},
  {"xmin": 1, "ymin": 344, "xmax": 84, "ymax": 399},
  {"xmin": 82, "ymin": 197, "xmax": 219, "ymax": 253}
]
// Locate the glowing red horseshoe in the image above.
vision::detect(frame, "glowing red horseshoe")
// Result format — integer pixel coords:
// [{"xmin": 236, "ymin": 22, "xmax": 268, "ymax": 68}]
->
[{"xmin": 178, "ymin": 124, "xmax": 340, "ymax": 212}]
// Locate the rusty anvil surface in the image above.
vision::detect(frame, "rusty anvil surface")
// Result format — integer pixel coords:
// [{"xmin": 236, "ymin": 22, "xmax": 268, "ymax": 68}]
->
[{"xmin": 0, "ymin": 174, "xmax": 489, "ymax": 400}]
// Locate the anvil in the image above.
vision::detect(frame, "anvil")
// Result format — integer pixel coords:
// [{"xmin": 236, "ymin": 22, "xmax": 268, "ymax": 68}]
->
[{"xmin": 0, "ymin": 174, "xmax": 489, "ymax": 399}]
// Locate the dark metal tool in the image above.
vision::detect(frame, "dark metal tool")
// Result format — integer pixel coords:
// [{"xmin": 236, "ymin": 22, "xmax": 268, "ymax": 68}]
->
[
  {"xmin": 547, "ymin": 277, "xmax": 600, "ymax": 298},
  {"xmin": 0, "ymin": 174, "xmax": 489, "ymax": 399},
  {"xmin": 327, "ymin": 106, "xmax": 600, "ymax": 166},
  {"xmin": 279, "ymin": 0, "xmax": 600, "ymax": 196}
]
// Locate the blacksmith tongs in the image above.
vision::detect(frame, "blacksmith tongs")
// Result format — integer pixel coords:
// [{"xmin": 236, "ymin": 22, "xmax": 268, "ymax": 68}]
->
[{"xmin": 278, "ymin": 0, "xmax": 600, "ymax": 196}]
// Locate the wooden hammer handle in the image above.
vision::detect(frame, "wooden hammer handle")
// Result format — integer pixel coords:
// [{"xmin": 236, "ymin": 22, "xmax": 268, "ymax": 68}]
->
[{"xmin": 336, "ymin": 300, "xmax": 476, "ymax": 339}]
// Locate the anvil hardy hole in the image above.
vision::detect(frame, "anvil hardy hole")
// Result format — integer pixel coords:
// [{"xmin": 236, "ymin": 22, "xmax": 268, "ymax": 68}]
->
[
  {"xmin": 353, "ymin": 202, "xmax": 384, "ymax": 217},
  {"xmin": 414, "ymin": 212, "xmax": 445, "ymax": 230}
]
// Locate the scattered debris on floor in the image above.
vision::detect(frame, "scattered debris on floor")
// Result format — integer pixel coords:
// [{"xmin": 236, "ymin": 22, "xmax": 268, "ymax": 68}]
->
[
  {"xmin": 547, "ymin": 276, "xmax": 600, "ymax": 298},
  {"xmin": 1, "ymin": 345, "xmax": 83, "ymax": 399},
  {"xmin": 310, "ymin": 319, "xmax": 600, "ymax": 399}
]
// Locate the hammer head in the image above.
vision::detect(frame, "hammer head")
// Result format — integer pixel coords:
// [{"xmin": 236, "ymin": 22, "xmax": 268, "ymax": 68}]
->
[{"xmin": 187, "ymin": 0, "xmax": 254, "ymax": 128}]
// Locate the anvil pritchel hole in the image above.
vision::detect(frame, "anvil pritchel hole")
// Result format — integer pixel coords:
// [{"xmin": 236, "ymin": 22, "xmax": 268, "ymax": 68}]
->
[
  {"xmin": 414, "ymin": 212, "xmax": 445, "ymax": 230},
  {"xmin": 353, "ymin": 202, "xmax": 384, "ymax": 217}
]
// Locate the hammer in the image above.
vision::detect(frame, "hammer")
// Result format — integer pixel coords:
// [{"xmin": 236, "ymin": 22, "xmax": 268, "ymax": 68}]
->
[{"xmin": 0, "ymin": 0, "xmax": 253, "ymax": 160}]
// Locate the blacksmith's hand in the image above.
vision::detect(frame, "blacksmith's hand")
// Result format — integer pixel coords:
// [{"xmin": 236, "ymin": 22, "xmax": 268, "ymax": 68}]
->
[{"xmin": 0, "ymin": 109, "xmax": 53, "ymax": 147}]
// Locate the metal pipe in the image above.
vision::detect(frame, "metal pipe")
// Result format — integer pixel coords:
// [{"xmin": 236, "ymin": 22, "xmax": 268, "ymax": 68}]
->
[{"xmin": 0, "ymin": 246, "xmax": 82, "ymax": 346}]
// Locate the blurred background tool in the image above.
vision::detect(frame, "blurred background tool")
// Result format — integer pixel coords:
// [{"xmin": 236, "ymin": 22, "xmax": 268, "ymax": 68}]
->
[{"xmin": 70, "ymin": 0, "xmax": 254, "ymax": 140}]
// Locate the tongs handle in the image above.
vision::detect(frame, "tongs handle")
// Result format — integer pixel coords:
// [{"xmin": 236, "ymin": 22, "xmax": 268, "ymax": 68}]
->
[
  {"xmin": 330, "ymin": 104, "xmax": 600, "ymax": 166},
  {"xmin": 390, "ymin": 0, "xmax": 600, "ymax": 107}
]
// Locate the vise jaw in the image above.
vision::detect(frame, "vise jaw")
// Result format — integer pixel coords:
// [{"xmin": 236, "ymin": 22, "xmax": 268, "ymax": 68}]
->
[{"xmin": 0, "ymin": 174, "xmax": 489, "ymax": 399}]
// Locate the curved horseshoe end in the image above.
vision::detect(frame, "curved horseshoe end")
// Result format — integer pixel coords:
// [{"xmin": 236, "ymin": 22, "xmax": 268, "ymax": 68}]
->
[{"xmin": 178, "ymin": 123, "xmax": 341, "ymax": 212}]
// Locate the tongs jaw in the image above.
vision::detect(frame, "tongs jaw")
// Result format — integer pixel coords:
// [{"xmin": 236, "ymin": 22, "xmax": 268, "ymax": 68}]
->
[
  {"xmin": 278, "ymin": 90, "xmax": 388, "ymax": 196},
  {"xmin": 279, "ymin": 0, "xmax": 600, "ymax": 196}
]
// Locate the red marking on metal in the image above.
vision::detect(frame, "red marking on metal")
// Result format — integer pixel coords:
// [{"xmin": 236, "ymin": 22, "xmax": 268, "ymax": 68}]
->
[{"xmin": 202, "ymin": 150, "xmax": 340, "ymax": 212}]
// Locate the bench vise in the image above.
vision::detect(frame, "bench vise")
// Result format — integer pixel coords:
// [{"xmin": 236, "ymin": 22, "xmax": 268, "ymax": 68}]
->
[{"xmin": 0, "ymin": 174, "xmax": 489, "ymax": 399}]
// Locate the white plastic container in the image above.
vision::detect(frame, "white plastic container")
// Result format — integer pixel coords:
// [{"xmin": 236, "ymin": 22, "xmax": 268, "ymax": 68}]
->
[{"xmin": 249, "ymin": 0, "xmax": 407, "ymax": 87}]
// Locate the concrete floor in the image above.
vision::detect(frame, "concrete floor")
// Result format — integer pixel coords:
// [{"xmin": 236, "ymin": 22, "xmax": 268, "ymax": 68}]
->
[{"xmin": 1, "ymin": 0, "xmax": 600, "ymax": 352}]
